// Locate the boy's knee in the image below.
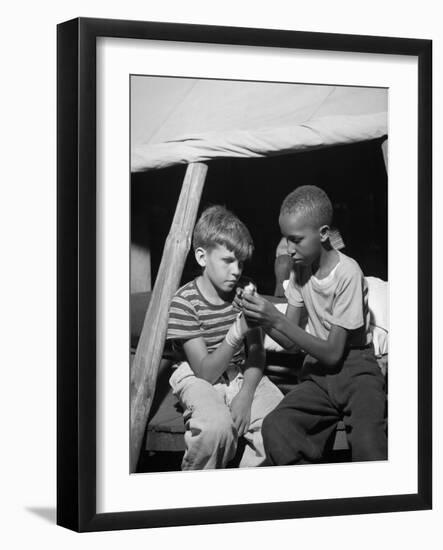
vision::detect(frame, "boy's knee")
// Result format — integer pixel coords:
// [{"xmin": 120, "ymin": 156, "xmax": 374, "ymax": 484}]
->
[
  {"xmin": 262, "ymin": 408, "xmax": 283, "ymax": 446},
  {"xmin": 348, "ymin": 420, "xmax": 387, "ymax": 461},
  {"xmin": 201, "ymin": 411, "xmax": 236, "ymax": 446},
  {"xmin": 262, "ymin": 408, "xmax": 313, "ymax": 465}
]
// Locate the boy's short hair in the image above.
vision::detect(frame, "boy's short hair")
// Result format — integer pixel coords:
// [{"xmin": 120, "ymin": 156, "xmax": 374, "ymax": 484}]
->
[
  {"xmin": 280, "ymin": 185, "xmax": 333, "ymax": 227},
  {"xmin": 193, "ymin": 205, "xmax": 254, "ymax": 262}
]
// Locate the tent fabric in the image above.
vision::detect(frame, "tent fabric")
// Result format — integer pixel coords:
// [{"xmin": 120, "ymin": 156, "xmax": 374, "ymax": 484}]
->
[
  {"xmin": 131, "ymin": 78, "xmax": 388, "ymax": 172},
  {"xmin": 132, "ymin": 113, "xmax": 387, "ymax": 171}
]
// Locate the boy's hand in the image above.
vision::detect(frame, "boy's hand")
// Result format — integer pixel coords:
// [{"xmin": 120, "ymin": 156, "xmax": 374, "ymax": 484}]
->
[
  {"xmin": 276, "ymin": 236, "xmax": 289, "ymax": 257},
  {"xmin": 225, "ymin": 312, "xmax": 250, "ymax": 349},
  {"xmin": 242, "ymin": 293, "xmax": 280, "ymax": 329},
  {"xmin": 230, "ymin": 392, "xmax": 252, "ymax": 436},
  {"xmin": 275, "ymin": 254, "xmax": 292, "ymax": 283},
  {"xmin": 233, "ymin": 281, "xmax": 256, "ymax": 311},
  {"xmin": 233, "ymin": 287, "xmax": 244, "ymax": 311}
]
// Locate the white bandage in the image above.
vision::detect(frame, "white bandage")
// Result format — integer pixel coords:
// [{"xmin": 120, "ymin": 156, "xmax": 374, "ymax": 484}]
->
[
  {"xmin": 225, "ymin": 313, "xmax": 248, "ymax": 349},
  {"xmin": 227, "ymin": 281, "xmax": 256, "ymax": 348}
]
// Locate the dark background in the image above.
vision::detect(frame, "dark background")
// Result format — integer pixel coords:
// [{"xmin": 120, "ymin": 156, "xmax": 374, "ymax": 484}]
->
[{"xmin": 131, "ymin": 137, "xmax": 388, "ymax": 296}]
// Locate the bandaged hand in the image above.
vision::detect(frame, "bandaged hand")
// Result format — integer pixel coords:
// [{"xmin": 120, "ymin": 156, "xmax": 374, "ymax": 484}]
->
[
  {"xmin": 229, "ymin": 281, "xmax": 257, "ymax": 346},
  {"xmin": 225, "ymin": 312, "xmax": 249, "ymax": 349}
]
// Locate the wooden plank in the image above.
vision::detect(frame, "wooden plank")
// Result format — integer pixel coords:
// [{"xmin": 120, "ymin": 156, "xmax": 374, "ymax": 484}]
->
[
  {"xmin": 145, "ymin": 384, "xmax": 350, "ymax": 454},
  {"xmin": 381, "ymin": 137, "xmax": 388, "ymax": 171},
  {"xmin": 130, "ymin": 243, "xmax": 151, "ymax": 293},
  {"xmin": 146, "ymin": 431, "xmax": 186, "ymax": 453},
  {"xmin": 130, "ymin": 162, "xmax": 208, "ymax": 471},
  {"xmin": 148, "ymin": 389, "xmax": 184, "ymax": 434}
]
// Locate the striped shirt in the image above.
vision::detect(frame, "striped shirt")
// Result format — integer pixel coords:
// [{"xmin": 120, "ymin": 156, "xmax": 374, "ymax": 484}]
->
[{"xmin": 166, "ymin": 279, "xmax": 245, "ymax": 365}]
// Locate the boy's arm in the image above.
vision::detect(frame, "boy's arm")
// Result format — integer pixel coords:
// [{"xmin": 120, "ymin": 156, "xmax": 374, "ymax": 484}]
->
[
  {"xmin": 182, "ymin": 315, "xmax": 248, "ymax": 384},
  {"xmin": 274, "ymin": 250, "xmax": 292, "ymax": 297},
  {"xmin": 269, "ymin": 315, "xmax": 348, "ymax": 366},
  {"xmin": 269, "ymin": 304, "xmax": 304, "ymax": 352},
  {"xmin": 230, "ymin": 327, "xmax": 264, "ymax": 435},
  {"xmin": 243, "ymin": 293, "xmax": 348, "ymax": 367},
  {"xmin": 239, "ymin": 327, "xmax": 265, "ymax": 395}
]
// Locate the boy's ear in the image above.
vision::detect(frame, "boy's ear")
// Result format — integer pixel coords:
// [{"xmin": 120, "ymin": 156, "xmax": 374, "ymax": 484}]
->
[
  {"xmin": 194, "ymin": 247, "xmax": 207, "ymax": 267},
  {"xmin": 319, "ymin": 225, "xmax": 330, "ymax": 243}
]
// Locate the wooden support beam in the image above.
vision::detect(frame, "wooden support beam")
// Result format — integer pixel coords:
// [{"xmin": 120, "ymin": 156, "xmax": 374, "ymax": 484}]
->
[
  {"xmin": 130, "ymin": 162, "xmax": 208, "ymax": 471},
  {"xmin": 381, "ymin": 137, "xmax": 388, "ymax": 172}
]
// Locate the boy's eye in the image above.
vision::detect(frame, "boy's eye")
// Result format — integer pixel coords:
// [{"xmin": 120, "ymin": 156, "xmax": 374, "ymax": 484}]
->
[
  {"xmin": 288, "ymin": 237, "xmax": 302, "ymax": 244},
  {"xmin": 223, "ymin": 257, "xmax": 243, "ymax": 269}
]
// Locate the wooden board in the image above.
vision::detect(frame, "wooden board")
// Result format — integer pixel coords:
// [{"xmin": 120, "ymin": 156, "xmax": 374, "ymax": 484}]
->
[
  {"xmin": 145, "ymin": 384, "xmax": 349, "ymax": 453},
  {"xmin": 145, "ymin": 390, "xmax": 186, "ymax": 452}
]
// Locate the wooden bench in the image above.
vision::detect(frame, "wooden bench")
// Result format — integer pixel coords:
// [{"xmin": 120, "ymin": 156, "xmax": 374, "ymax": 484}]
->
[
  {"xmin": 145, "ymin": 384, "xmax": 350, "ymax": 454},
  {"xmin": 140, "ymin": 351, "xmax": 351, "ymax": 469}
]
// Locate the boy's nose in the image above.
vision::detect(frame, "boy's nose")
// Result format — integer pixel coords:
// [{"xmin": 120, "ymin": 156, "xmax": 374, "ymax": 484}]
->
[{"xmin": 231, "ymin": 262, "xmax": 241, "ymax": 276}]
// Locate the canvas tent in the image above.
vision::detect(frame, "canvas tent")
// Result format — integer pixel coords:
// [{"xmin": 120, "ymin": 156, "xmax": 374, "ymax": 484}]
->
[
  {"xmin": 131, "ymin": 78, "xmax": 387, "ymax": 171},
  {"xmin": 130, "ymin": 77, "xmax": 388, "ymax": 470}
]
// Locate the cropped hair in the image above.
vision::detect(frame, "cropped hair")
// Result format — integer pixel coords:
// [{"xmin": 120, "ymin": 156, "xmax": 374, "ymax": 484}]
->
[
  {"xmin": 193, "ymin": 205, "xmax": 254, "ymax": 262},
  {"xmin": 280, "ymin": 185, "xmax": 333, "ymax": 227}
]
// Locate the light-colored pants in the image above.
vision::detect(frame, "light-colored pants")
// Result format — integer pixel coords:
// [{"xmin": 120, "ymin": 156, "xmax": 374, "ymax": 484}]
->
[{"xmin": 169, "ymin": 362, "xmax": 283, "ymax": 470}]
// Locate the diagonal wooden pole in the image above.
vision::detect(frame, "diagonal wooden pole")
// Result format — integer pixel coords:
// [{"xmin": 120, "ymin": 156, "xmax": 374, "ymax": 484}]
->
[
  {"xmin": 381, "ymin": 137, "xmax": 388, "ymax": 172},
  {"xmin": 130, "ymin": 162, "xmax": 208, "ymax": 472}
]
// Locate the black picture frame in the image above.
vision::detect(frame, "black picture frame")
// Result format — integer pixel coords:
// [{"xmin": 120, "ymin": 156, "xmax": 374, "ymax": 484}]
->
[{"xmin": 57, "ymin": 17, "xmax": 432, "ymax": 532}]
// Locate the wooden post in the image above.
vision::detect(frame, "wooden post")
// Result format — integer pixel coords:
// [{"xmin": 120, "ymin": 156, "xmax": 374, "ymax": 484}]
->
[
  {"xmin": 130, "ymin": 162, "xmax": 208, "ymax": 471},
  {"xmin": 381, "ymin": 138, "xmax": 388, "ymax": 172}
]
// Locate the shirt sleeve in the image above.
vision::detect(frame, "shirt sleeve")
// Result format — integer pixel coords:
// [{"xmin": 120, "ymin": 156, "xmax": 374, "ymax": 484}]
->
[
  {"xmin": 329, "ymin": 268, "xmax": 365, "ymax": 330},
  {"xmin": 284, "ymin": 269, "xmax": 304, "ymax": 307},
  {"xmin": 166, "ymin": 295, "xmax": 203, "ymax": 341}
]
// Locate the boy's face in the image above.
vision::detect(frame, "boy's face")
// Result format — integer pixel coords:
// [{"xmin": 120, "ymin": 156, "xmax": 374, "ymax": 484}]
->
[
  {"xmin": 279, "ymin": 212, "xmax": 324, "ymax": 267},
  {"xmin": 196, "ymin": 244, "xmax": 243, "ymax": 294}
]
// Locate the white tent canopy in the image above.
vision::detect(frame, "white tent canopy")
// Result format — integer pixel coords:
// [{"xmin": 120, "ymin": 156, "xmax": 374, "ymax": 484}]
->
[{"xmin": 131, "ymin": 78, "xmax": 388, "ymax": 172}]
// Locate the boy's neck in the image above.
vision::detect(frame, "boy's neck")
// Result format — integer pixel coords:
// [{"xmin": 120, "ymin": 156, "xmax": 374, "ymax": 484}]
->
[
  {"xmin": 312, "ymin": 247, "xmax": 340, "ymax": 279},
  {"xmin": 196, "ymin": 273, "xmax": 230, "ymax": 305}
]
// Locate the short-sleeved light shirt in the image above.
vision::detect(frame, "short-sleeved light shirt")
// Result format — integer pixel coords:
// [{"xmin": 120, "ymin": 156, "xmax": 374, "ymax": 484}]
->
[{"xmin": 285, "ymin": 251, "xmax": 371, "ymax": 347}]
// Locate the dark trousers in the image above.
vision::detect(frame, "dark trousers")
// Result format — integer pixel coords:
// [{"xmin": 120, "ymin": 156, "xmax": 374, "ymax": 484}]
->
[{"xmin": 262, "ymin": 348, "xmax": 387, "ymax": 465}]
